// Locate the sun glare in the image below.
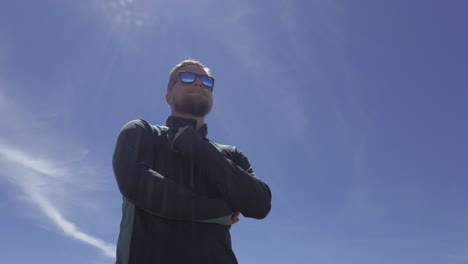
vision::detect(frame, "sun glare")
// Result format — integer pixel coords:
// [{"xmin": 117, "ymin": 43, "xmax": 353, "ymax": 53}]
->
[{"xmin": 97, "ymin": 0, "xmax": 150, "ymax": 30}]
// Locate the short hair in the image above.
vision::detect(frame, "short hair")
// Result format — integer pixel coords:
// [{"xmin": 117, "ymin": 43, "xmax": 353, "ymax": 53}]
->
[{"xmin": 167, "ymin": 59, "xmax": 211, "ymax": 91}]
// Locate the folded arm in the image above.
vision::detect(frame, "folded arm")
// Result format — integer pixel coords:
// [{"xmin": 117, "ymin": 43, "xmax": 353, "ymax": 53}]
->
[
  {"xmin": 112, "ymin": 120, "xmax": 233, "ymax": 222},
  {"xmin": 173, "ymin": 127, "xmax": 272, "ymax": 219}
]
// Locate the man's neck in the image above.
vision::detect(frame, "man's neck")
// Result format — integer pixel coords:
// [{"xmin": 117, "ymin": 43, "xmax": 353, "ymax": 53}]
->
[{"xmin": 171, "ymin": 112, "xmax": 205, "ymax": 130}]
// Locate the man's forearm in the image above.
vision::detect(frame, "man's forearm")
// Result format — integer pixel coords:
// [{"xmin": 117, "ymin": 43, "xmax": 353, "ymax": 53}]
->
[
  {"xmin": 198, "ymin": 142, "xmax": 272, "ymax": 219},
  {"xmin": 113, "ymin": 120, "xmax": 234, "ymax": 222},
  {"xmin": 173, "ymin": 127, "xmax": 272, "ymax": 219}
]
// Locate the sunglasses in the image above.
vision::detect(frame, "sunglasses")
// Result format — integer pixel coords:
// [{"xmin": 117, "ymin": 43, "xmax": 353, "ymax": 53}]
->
[{"xmin": 176, "ymin": 71, "xmax": 215, "ymax": 90}]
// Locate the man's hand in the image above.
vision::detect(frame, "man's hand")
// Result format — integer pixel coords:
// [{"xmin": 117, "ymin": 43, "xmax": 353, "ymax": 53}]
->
[
  {"xmin": 172, "ymin": 126, "xmax": 204, "ymax": 158},
  {"xmin": 231, "ymin": 211, "xmax": 240, "ymax": 225},
  {"xmin": 174, "ymin": 126, "xmax": 190, "ymax": 142},
  {"xmin": 171, "ymin": 126, "xmax": 191, "ymax": 152}
]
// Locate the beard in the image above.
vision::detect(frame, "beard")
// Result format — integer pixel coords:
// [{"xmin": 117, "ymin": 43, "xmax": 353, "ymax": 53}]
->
[{"xmin": 172, "ymin": 93, "xmax": 212, "ymax": 117}]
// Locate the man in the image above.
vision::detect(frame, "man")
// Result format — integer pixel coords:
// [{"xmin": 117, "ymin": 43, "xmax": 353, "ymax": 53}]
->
[{"xmin": 112, "ymin": 59, "xmax": 272, "ymax": 263}]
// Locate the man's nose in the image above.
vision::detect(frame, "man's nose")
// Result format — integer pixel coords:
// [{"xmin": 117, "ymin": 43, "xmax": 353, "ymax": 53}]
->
[{"xmin": 193, "ymin": 77, "xmax": 203, "ymax": 87}]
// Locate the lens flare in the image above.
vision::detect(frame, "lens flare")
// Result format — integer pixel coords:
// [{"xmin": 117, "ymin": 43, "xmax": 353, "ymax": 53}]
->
[{"xmin": 97, "ymin": 0, "xmax": 150, "ymax": 31}]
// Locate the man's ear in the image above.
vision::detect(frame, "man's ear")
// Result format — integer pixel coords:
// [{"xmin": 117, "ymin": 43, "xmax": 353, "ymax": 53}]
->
[{"xmin": 165, "ymin": 91, "xmax": 172, "ymax": 104}]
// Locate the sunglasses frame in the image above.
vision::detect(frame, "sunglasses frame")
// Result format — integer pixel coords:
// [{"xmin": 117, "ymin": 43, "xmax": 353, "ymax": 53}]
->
[{"xmin": 176, "ymin": 71, "xmax": 215, "ymax": 91}]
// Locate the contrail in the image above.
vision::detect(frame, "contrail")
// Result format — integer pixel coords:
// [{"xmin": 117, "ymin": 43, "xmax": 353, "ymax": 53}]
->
[{"xmin": 0, "ymin": 142, "xmax": 116, "ymax": 258}]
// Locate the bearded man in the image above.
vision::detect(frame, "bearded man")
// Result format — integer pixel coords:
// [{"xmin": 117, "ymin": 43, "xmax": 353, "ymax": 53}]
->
[{"xmin": 112, "ymin": 59, "xmax": 272, "ymax": 264}]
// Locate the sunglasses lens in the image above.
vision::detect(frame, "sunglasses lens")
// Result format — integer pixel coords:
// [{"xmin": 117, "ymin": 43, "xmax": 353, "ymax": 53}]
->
[
  {"xmin": 200, "ymin": 76, "xmax": 214, "ymax": 88},
  {"xmin": 179, "ymin": 72, "xmax": 214, "ymax": 90},
  {"xmin": 180, "ymin": 72, "xmax": 196, "ymax": 83}
]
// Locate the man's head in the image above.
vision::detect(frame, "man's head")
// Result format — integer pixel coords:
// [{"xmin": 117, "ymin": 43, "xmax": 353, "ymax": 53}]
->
[{"xmin": 166, "ymin": 59, "xmax": 214, "ymax": 117}]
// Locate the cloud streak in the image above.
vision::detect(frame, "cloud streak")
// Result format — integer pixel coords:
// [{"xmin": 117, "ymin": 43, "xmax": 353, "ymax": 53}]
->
[
  {"xmin": 0, "ymin": 142, "xmax": 65, "ymax": 178},
  {"xmin": 0, "ymin": 142, "xmax": 116, "ymax": 258},
  {"xmin": 0, "ymin": 82, "xmax": 115, "ymax": 259}
]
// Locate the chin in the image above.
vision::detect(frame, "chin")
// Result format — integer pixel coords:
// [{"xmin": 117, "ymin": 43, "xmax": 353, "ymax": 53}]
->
[{"xmin": 173, "ymin": 97, "xmax": 212, "ymax": 117}]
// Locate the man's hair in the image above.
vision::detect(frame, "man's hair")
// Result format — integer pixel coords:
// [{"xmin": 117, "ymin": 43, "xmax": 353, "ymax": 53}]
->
[{"xmin": 167, "ymin": 59, "xmax": 211, "ymax": 91}]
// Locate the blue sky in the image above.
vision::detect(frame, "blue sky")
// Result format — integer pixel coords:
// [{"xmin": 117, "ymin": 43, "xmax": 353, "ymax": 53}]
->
[{"xmin": 0, "ymin": 0, "xmax": 467, "ymax": 263}]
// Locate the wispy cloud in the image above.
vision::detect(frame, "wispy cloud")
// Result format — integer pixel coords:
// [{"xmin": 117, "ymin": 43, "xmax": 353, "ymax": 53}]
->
[
  {"xmin": 0, "ymin": 142, "xmax": 66, "ymax": 178},
  {"xmin": 449, "ymin": 254, "xmax": 468, "ymax": 262},
  {"xmin": 0, "ymin": 142, "xmax": 115, "ymax": 258},
  {"xmin": 0, "ymin": 85, "xmax": 115, "ymax": 259},
  {"xmin": 207, "ymin": 2, "xmax": 313, "ymax": 140}
]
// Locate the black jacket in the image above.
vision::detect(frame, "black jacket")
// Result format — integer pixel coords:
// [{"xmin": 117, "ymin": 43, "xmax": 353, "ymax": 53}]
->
[{"xmin": 112, "ymin": 116, "xmax": 272, "ymax": 263}]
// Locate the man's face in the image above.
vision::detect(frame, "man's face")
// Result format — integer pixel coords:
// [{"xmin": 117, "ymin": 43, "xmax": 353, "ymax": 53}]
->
[{"xmin": 166, "ymin": 65, "xmax": 213, "ymax": 117}]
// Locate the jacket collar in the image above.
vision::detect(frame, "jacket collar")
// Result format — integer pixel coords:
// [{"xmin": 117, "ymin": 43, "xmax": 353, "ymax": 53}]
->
[{"xmin": 166, "ymin": 115, "xmax": 208, "ymax": 139}]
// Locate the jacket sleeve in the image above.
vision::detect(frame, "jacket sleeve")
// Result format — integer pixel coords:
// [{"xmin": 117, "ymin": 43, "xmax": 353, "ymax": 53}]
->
[
  {"xmin": 173, "ymin": 128, "xmax": 272, "ymax": 219},
  {"xmin": 112, "ymin": 120, "xmax": 233, "ymax": 222}
]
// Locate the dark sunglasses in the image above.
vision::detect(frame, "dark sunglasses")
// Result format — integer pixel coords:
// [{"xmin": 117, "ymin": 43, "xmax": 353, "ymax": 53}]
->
[{"xmin": 177, "ymin": 71, "xmax": 215, "ymax": 90}]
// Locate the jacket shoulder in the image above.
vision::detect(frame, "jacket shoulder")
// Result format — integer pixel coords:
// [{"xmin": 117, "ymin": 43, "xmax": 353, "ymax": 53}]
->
[
  {"xmin": 210, "ymin": 141, "xmax": 237, "ymax": 159},
  {"xmin": 210, "ymin": 141, "xmax": 235, "ymax": 151},
  {"xmin": 211, "ymin": 141, "xmax": 255, "ymax": 174},
  {"xmin": 120, "ymin": 119, "xmax": 168, "ymax": 136}
]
